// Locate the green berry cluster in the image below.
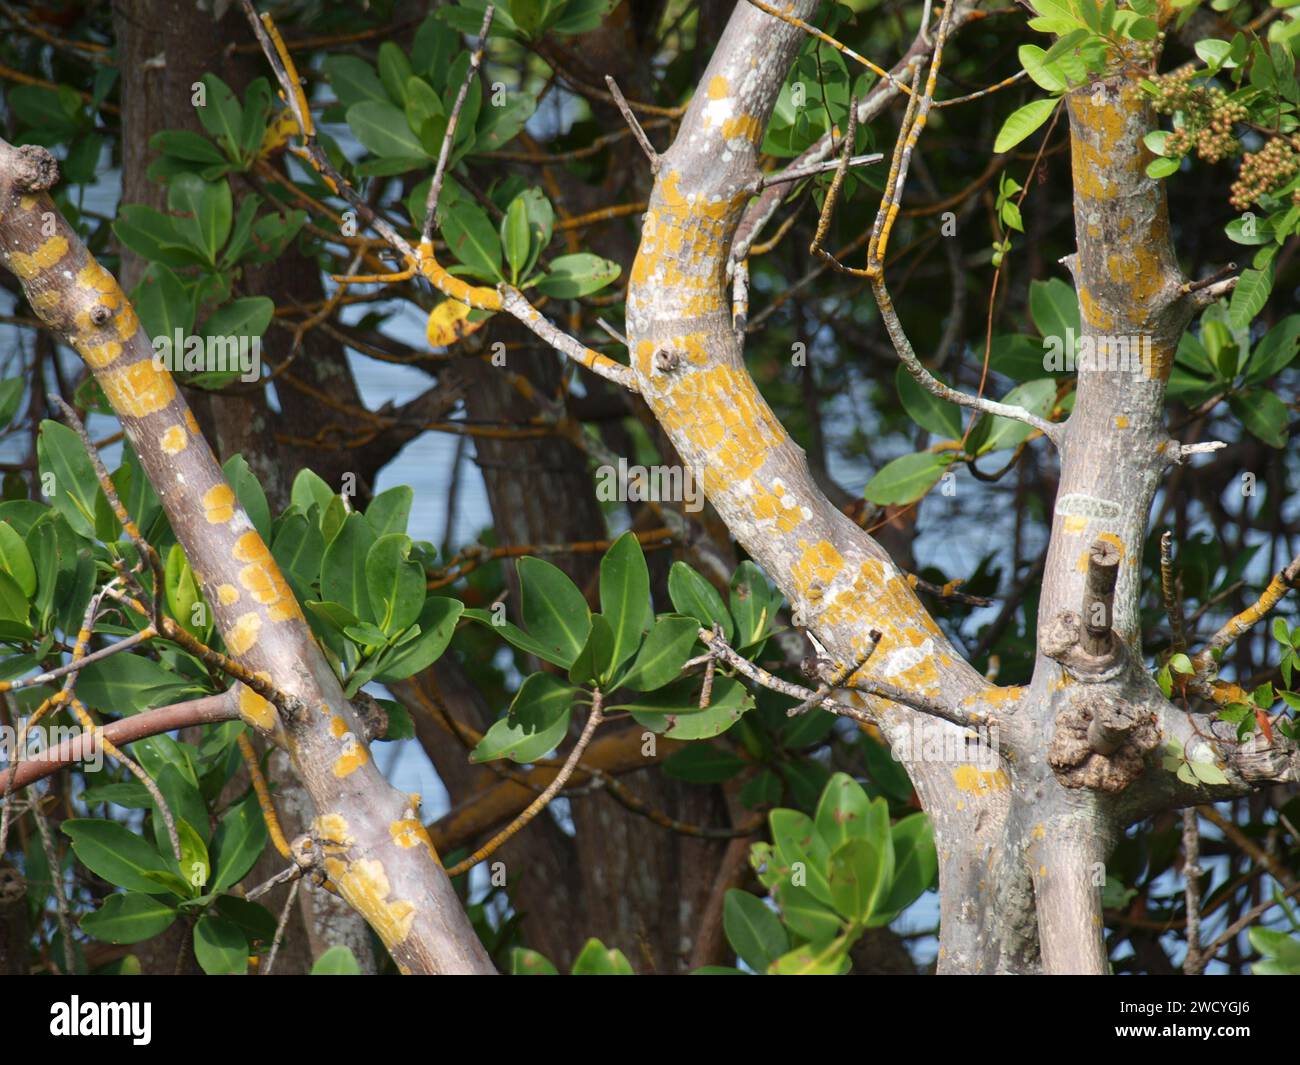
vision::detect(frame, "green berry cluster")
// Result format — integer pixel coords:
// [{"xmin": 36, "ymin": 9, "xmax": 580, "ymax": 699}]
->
[
  {"xmin": 1150, "ymin": 70, "xmax": 1247, "ymax": 163},
  {"xmin": 1229, "ymin": 136, "xmax": 1300, "ymax": 211}
]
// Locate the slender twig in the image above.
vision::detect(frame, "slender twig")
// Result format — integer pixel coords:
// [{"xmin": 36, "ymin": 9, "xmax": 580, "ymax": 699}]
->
[
  {"xmin": 696, "ymin": 627, "xmax": 981, "ymax": 728},
  {"xmin": 1182, "ymin": 808, "xmax": 1202, "ymax": 974},
  {"xmin": 788, "ymin": 629, "xmax": 881, "ymax": 717},
  {"xmin": 1161, "ymin": 532, "xmax": 1188, "ymax": 655},
  {"xmin": 263, "ymin": 878, "xmax": 300, "ymax": 975},
  {"xmin": 68, "ymin": 696, "xmax": 181, "ymax": 863},
  {"xmin": 757, "ymin": 152, "xmax": 883, "ymax": 190},
  {"xmin": 28, "ymin": 783, "xmax": 75, "ymax": 975},
  {"xmin": 604, "ymin": 76, "xmax": 660, "ymax": 171},
  {"xmin": 422, "ymin": 6, "xmax": 496, "ymax": 243},
  {"xmin": 444, "ymin": 691, "xmax": 606, "ymax": 877}
]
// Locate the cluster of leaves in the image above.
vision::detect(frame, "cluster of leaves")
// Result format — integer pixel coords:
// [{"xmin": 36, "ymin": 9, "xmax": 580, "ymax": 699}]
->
[
  {"xmin": 109, "ymin": 74, "xmax": 311, "ymax": 388},
  {"xmin": 321, "ymin": 14, "xmax": 620, "ymax": 335},
  {"xmin": 462, "ymin": 534, "xmax": 784, "ymax": 761},
  {"xmin": 1166, "ymin": 309, "xmax": 1299, "ymax": 447},
  {"xmin": 997, "ymin": 0, "xmax": 1162, "ymax": 153},
  {"xmin": 507, "ymin": 773, "xmax": 937, "ymax": 974},
  {"xmin": 0, "ymin": 425, "xmax": 483, "ymax": 970},
  {"xmin": 1249, "ymin": 924, "xmax": 1300, "ymax": 974},
  {"xmin": 1215, "ymin": 619, "xmax": 1300, "ymax": 743},
  {"xmin": 1140, "ymin": 2, "xmax": 1300, "ymax": 321},
  {"xmin": 863, "ymin": 278, "xmax": 1082, "ymax": 506}
]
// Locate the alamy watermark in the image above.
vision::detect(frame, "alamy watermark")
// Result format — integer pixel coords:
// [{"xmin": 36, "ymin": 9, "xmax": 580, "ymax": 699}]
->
[
  {"xmin": 1042, "ymin": 328, "xmax": 1156, "ymax": 377},
  {"xmin": 0, "ymin": 724, "xmax": 104, "ymax": 773},
  {"xmin": 595, "ymin": 457, "xmax": 704, "ymax": 513},
  {"xmin": 889, "ymin": 719, "xmax": 1001, "ymax": 771},
  {"xmin": 151, "ymin": 330, "xmax": 261, "ymax": 383}
]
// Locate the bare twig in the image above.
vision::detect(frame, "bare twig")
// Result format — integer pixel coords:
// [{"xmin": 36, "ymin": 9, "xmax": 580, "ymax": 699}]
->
[
  {"xmin": 605, "ymin": 76, "xmax": 660, "ymax": 171},
  {"xmin": 422, "ymin": 5, "xmax": 496, "ymax": 242}
]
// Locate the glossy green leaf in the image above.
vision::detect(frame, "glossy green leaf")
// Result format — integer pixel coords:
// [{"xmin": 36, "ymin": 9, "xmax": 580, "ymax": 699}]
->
[
  {"xmin": 993, "ymin": 97, "xmax": 1057, "ymax": 154},
  {"xmin": 321, "ymin": 512, "xmax": 378, "ymax": 624},
  {"xmin": 193, "ymin": 914, "xmax": 248, "ymax": 975},
  {"xmin": 518, "ymin": 556, "xmax": 591, "ymax": 667},
  {"xmin": 534, "ymin": 253, "xmax": 620, "ymax": 298},
  {"xmin": 599, "ymin": 531, "xmax": 652, "ymax": 673},
  {"xmin": 723, "ymin": 889, "xmax": 789, "ymax": 972},
  {"xmin": 210, "ymin": 793, "xmax": 269, "ymax": 894},
  {"xmin": 571, "ymin": 938, "xmax": 635, "ymax": 974},
  {"xmin": 62, "ymin": 819, "xmax": 174, "ymax": 895},
  {"xmin": 618, "ymin": 614, "xmax": 699, "ymax": 692},
  {"xmin": 311, "ymin": 945, "xmax": 363, "ymax": 974},
  {"xmin": 81, "ymin": 893, "xmax": 178, "ymax": 944},
  {"xmin": 667, "ymin": 561, "xmax": 733, "ymax": 642},
  {"xmin": 863, "ymin": 451, "xmax": 955, "ymax": 505}
]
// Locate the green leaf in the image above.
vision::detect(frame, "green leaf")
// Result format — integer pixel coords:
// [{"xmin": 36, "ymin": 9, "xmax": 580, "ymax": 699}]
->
[
  {"xmin": 723, "ymin": 890, "xmax": 789, "ymax": 971},
  {"xmin": 1229, "ymin": 267, "xmax": 1273, "ymax": 330},
  {"xmin": 1244, "ymin": 315, "xmax": 1300, "ymax": 385},
  {"xmin": 365, "ymin": 485, "xmax": 414, "ymax": 536},
  {"xmin": 0, "ymin": 522, "xmax": 36, "ymax": 597},
  {"xmin": 568, "ymin": 613, "xmax": 615, "ymax": 685},
  {"xmin": 37, "ymin": 420, "xmax": 104, "ymax": 539},
  {"xmin": 571, "ymin": 938, "xmax": 635, "ymax": 974},
  {"xmin": 272, "ymin": 514, "xmax": 325, "ymax": 597},
  {"xmin": 769, "ymin": 935, "xmax": 851, "ymax": 974},
  {"xmin": 373, "ymin": 596, "xmax": 463, "ymax": 682},
  {"xmin": 895, "ymin": 365, "xmax": 963, "ymax": 438},
  {"xmin": 863, "ymin": 451, "xmax": 955, "ymax": 505},
  {"xmin": 510, "ymin": 947, "xmax": 559, "ymax": 974},
  {"xmin": 1029, "ymin": 277, "xmax": 1080, "ymax": 339},
  {"xmin": 321, "ymin": 512, "xmax": 378, "ymax": 624},
  {"xmin": 291, "ymin": 468, "xmax": 335, "ymax": 516},
  {"xmin": 880, "ymin": 813, "xmax": 937, "ymax": 915},
  {"xmin": 0, "ymin": 378, "xmax": 23, "ymax": 430},
  {"xmin": 534, "ymin": 253, "xmax": 621, "ymax": 298},
  {"xmin": 62, "ymin": 819, "xmax": 174, "ymax": 895},
  {"xmin": 195, "ymin": 74, "xmax": 244, "ymax": 154},
  {"xmin": 471, "ymin": 673, "xmax": 576, "ymax": 763},
  {"xmin": 599, "ymin": 531, "xmax": 652, "ymax": 673},
  {"xmin": 993, "ymin": 97, "xmax": 1057, "ymax": 154},
  {"xmin": 827, "ymin": 837, "xmax": 892, "ymax": 923},
  {"xmin": 813, "ymin": 772, "xmax": 879, "ymax": 853},
  {"xmin": 325, "ymin": 55, "xmax": 389, "ymax": 108},
  {"xmin": 377, "ymin": 42, "xmax": 414, "ymax": 105},
  {"xmin": 193, "ymin": 914, "xmax": 248, "ymax": 975},
  {"xmin": 518, "ymin": 556, "xmax": 591, "ymax": 667},
  {"xmin": 311, "ymin": 945, "xmax": 363, "ymax": 974},
  {"xmin": 203, "ymin": 297, "xmax": 274, "ymax": 349},
  {"xmin": 667, "ymin": 561, "xmax": 734, "ymax": 642},
  {"xmin": 729, "ymin": 561, "xmax": 776, "ymax": 650},
  {"xmin": 210, "ymin": 793, "xmax": 269, "ymax": 894},
  {"xmin": 1229, "ymin": 391, "xmax": 1289, "ymax": 449},
  {"xmin": 462, "ymin": 608, "xmax": 575, "ymax": 668},
  {"xmin": 81, "ymin": 893, "xmax": 178, "ymax": 944},
  {"xmin": 440, "ymin": 201, "xmax": 503, "ymax": 282},
  {"xmin": 176, "ymin": 818, "xmax": 211, "ymax": 894},
  {"xmin": 346, "ymin": 100, "xmax": 429, "ymax": 159},
  {"xmin": 222, "ymin": 455, "xmax": 272, "ymax": 543},
  {"xmin": 1019, "ymin": 44, "xmax": 1070, "ymax": 92},
  {"xmin": 630, "ymin": 675, "xmax": 752, "ymax": 739},
  {"xmin": 503, "ymin": 195, "xmax": 532, "ymax": 284},
  {"xmin": 365, "ymin": 533, "xmax": 425, "ymax": 635},
  {"xmin": 618, "ymin": 615, "xmax": 699, "ymax": 691},
  {"xmin": 167, "ymin": 173, "xmax": 232, "ymax": 263},
  {"xmin": 76, "ymin": 655, "xmax": 201, "ymax": 716}
]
